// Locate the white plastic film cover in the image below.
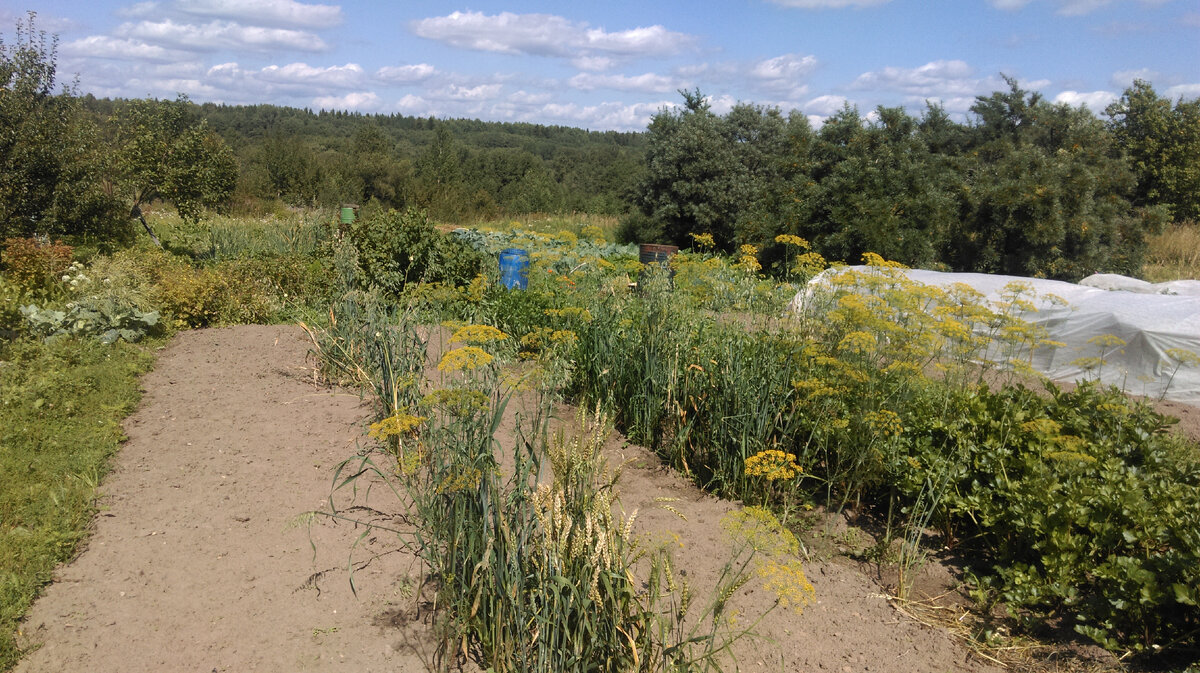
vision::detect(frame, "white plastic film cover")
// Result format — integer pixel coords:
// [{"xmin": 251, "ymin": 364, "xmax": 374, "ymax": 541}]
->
[{"xmin": 793, "ymin": 267, "xmax": 1200, "ymax": 404}]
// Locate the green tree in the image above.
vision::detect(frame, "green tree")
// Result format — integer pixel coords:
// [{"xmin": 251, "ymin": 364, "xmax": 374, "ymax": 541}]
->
[
  {"xmin": 948, "ymin": 78, "xmax": 1158, "ymax": 279},
  {"xmin": 0, "ymin": 13, "xmax": 125, "ymax": 242},
  {"xmin": 801, "ymin": 105, "xmax": 957, "ymax": 268},
  {"xmin": 108, "ymin": 95, "xmax": 238, "ymax": 224},
  {"xmin": 632, "ymin": 90, "xmax": 786, "ymax": 249},
  {"xmin": 1106, "ymin": 80, "xmax": 1200, "ymax": 222}
]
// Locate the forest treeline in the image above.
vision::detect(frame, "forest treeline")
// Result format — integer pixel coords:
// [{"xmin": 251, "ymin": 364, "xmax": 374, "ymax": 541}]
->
[
  {"xmin": 627, "ymin": 82, "xmax": 1200, "ymax": 281},
  {"xmin": 78, "ymin": 96, "xmax": 647, "ymax": 221},
  {"xmin": 4, "ymin": 12, "xmax": 1200, "ymax": 279}
]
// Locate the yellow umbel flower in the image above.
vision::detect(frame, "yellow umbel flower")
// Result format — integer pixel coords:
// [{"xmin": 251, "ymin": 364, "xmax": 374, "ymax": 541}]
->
[
  {"xmin": 437, "ymin": 346, "xmax": 494, "ymax": 372},
  {"xmin": 774, "ymin": 234, "xmax": 809, "ymax": 249},
  {"xmin": 736, "ymin": 244, "xmax": 762, "ymax": 273},
  {"xmin": 744, "ymin": 449, "xmax": 803, "ymax": 481},
  {"xmin": 368, "ymin": 412, "xmax": 427, "ymax": 440},
  {"xmin": 864, "ymin": 409, "xmax": 904, "ymax": 437},
  {"xmin": 758, "ymin": 558, "xmax": 816, "ymax": 613},
  {"xmin": 450, "ymin": 324, "xmax": 508, "ymax": 345},
  {"xmin": 690, "ymin": 232, "xmax": 716, "ymax": 250}
]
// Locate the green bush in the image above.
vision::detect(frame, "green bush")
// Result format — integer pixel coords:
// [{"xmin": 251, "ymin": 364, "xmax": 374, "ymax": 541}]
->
[{"xmin": 350, "ymin": 207, "xmax": 484, "ymax": 297}]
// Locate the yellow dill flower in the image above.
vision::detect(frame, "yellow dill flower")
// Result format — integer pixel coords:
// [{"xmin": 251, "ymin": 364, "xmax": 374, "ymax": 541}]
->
[
  {"xmin": 736, "ymin": 244, "xmax": 762, "ymax": 273},
  {"xmin": 864, "ymin": 409, "xmax": 904, "ymax": 437},
  {"xmin": 774, "ymin": 234, "xmax": 809, "ymax": 249},
  {"xmin": 837, "ymin": 330, "xmax": 876, "ymax": 355},
  {"xmin": 1167, "ymin": 348, "xmax": 1200, "ymax": 367},
  {"xmin": 744, "ymin": 449, "xmax": 803, "ymax": 481},
  {"xmin": 437, "ymin": 346, "xmax": 494, "ymax": 372},
  {"xmin": 368, "ymin": 412, "xmax": 427, "ymax": 440},
  {"xmin": 549, "ymin": 329, "xmax": 578, "ymax": 347},
  {"xmin": 830, "ymin": 418, "xmax": 849, "ymax": 430},
  {"xmin": 422, "ymin": 388, "xmax": 490, "ymax": 417},
  {"xmin": 450, "ymin": 324, "xmax": 508, "ymax": 345},
  {"xmin": 793, "ymin": 251, "xmax": 826, "ymax": 277},
  {"xmin": 861, "ymin": 252, "xmax": 907, "ymax": 268},
  {"xmin": 437, "ymin": 468, "xmax": 482, "ymax": 494},
  {"xmin": 545, "ymin": 306, "xmax": 593, "ymax": 323},
  {"xmin": 690, "ymin": 232, "xmax": 716, "ymax": 250},
  {"xmin": 721, "ymin": 506, "xmax": 799, "ymax": 556},
  {"xmin": 758, "ymin": 558, "xmax": 816, "ymax": 613},
  {"xmin": 1021, "ymin": 418, "xmax": 1062, "ymax": 436}
]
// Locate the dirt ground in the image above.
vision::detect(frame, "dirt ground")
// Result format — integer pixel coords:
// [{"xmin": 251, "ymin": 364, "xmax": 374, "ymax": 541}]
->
[{"xmin": 16, "ymin": 324, "xmax": 1167, "ymax": 672}]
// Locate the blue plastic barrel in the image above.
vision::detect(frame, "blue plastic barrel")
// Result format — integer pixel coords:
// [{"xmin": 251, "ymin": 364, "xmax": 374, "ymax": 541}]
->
[{"xmin": 499, "ymin": 248, "xmax": 530, "ymax": 290}]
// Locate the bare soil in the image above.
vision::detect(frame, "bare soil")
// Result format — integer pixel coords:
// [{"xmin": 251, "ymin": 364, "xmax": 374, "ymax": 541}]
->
[{"xmin": 16, "ymin": 324, "xmax": 1166, "ymax": 672}]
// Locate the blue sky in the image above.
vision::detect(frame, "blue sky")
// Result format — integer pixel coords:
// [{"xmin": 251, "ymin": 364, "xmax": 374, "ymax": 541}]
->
[{"xmin": 7, "ymin": 0, "xmax": 1199, "ymax": 131}]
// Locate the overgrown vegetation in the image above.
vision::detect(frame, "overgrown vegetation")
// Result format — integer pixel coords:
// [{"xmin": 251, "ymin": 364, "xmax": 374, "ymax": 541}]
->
[
  {"xmin": 4, "ymin": 9, "xmax": 1200, "ymax": 672},
  {"xmin": 0, "ymin": 337, "xmax": 154, "ymax": 670},
  {"xmin": 623, "ymin": 79, "xmax": 1197, "ymax": 282}
]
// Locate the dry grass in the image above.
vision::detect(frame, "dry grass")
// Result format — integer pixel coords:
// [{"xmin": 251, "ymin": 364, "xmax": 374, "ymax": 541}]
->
[{"xmin": 1141, "ymin": 221, "xmax": 1200, "ymax": 282}]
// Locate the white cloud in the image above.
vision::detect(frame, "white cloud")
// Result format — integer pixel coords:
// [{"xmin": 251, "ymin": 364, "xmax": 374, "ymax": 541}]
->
[
  {"xmin": 117, "ymin": 2, "xmax": 162, "ymax": 18},
  {"xmin": 115, "ymin": 18, "xmax": 326, "ymax": 52},
  {"xmin": 852, "ymin": 59, "xmax": 979, "ymax": 96},
  {"xmin": 508, "ymin": 90, "xmax": 553, "ymax": 105},
  {"xmin": 375, "ymin": 64, "xmax": 437, "ymax": 84},
  {"xmin": 536, "ymin": 100, "xmax": 673, "ymax": 130},
  {"xmin": 395, "ymin": 94, "xmax": 431, "ymax": 115},
  {"xmin": 805, "ymin": 94, "xmax": 850, "ymax": 116},
  {"xmin": 175, "ymin": 0, "xmax": 342, "ymax": 28},
  {"xmin": 410, "ymin": 11, "xmax": 693, "ymax": 64},
  {"xmin": 313, "ymin": 91, "xmax": 380, "ymax": 111},
  {"xmin": 1053, "ymin": 89, "xmax": 1117, "ymax": 111},
  {"xmin": 435, "ymin": 84, "xmax": 504, "ymax": 101},
  {"xmin": 987, "ymin": 0, "xmax": 1174, "ymax": 15},
  {"xmin": 1110, "ymin": 68, "xmax": 1159, "ymax": 88},
  {"xmin": 62, "ymin": 36, "xmax": 191, "ymax": 62},
  {"xmin": 749, "ymin": 53, "xmax": 817, "ymax": 97},
  {"xmin": 1165, "ymin": 83, "xmax": 1200, "ymax": 100},
  {"xmin": 258, "ymin": 62, "xmax": 362, "ymax": 88},
  {"xmin": 768, "ymin": 0, "xmax": 891, "ymax": 6},
  {"xmin": 571, "ymin": 56, "xmax": 617, "ymax": 72},
  {"xmin": 568, "ymin": 72, "xmax": 679, "ymax": 93}
]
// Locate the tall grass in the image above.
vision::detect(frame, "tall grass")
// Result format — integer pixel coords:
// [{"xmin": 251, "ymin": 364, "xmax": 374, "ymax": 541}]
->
[
  {"xmin": 0, "ymin": 337, "xmax": 155, "ymax": 670},
  {"xmin": 1142, "ymin": 220, "xmax": 1200, "ymax": 282},
  {"xmin": 305, "ymin": 263, "xmax": 805, "ymax": 671}
]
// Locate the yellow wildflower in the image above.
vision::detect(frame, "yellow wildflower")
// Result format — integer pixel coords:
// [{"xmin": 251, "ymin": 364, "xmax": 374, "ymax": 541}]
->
[
  {"xmin": 744, "ymin": 449, "xmax": 803, "ymax": 481},
  {"xmin": 864, "ymin": 409, "xmax": 903, "ymax": 437},
  {"xmin": 450, "ymin": 324, "xmax": 508, "ymax": 345},
  {"xmin": 721, "ymin": 507, "xmax": 799, "ymax": 556},
  {"xmin": 437, "ymin": 346, "xmax": 494, "ymax": 372},
  {"xmin": 368, "ymin": 412, "xmax": 427, "ymax": 440},
  {"xmin": 758, "ymin": 558, "xmax": 816, "ymax": 613},
  {"xmin": 422, "ymin": 388, "xmax": 490, "ymax": 417},
  {"xmin": 774, "ymin": 234, "xmax": 809, "ymax": 249},
  {"xmin": 437, "ymin": 468, "xmax": 482, "ymax": 494},
  {"xmin": 690, "ymin": 232, "xmax": 716, "ymax": 250}
]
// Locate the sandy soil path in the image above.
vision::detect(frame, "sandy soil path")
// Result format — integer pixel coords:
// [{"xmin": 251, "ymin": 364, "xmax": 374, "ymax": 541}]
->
[
  {"xmin": 16, "ymin": 326, "xmax": 428, "ymax": 673},
  {"xmin": 16, "ymin": 324, "xmax": 1004, "ymax": 672}
]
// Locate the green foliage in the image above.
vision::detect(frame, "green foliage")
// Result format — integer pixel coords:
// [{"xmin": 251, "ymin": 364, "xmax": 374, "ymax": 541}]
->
[
  {"xmin": 0, "ymin": 237, "xmax": 72, "ymax": 297},
  {"xmin": 914, "ymin": 382, "xmax": 1200, "ymax": 653},
  {"xmin": 108, "ymin": 95, "xmax": 238, "ymax": 224},
  {"xmin": 307, "ymin": 293, "xmax": 783, "ymax": 672},
  {"xmin": 631, "ymin": 92, "xmax": 805, "ymax": 250},
  {"xmin": 20, "ymin": 298, "xmax": 159, "ymax": 343},
  {"xmin": 1106, "ymin": 79, "xmax": 1200, "ymax": 222},
  {"xmin": 627, "ymin": 82, "xmax": 1167, "ymax": 281},
  {"xmin": 0, "ymin": 13, "xmax": 127, "ymax": 243},
  {"xmin": 0, "ymin": 336, "xmax": 154, "ymax": 669},
  {"xmin": 349, "ymin": 207, "xmax": 483, "ymax": 297}
]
